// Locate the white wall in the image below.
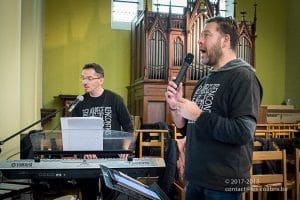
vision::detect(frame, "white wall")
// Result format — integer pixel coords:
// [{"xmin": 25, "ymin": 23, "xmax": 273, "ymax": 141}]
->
[{"xmin": 0, "ymin": 0, "xmax": 43, "ymax": 160}]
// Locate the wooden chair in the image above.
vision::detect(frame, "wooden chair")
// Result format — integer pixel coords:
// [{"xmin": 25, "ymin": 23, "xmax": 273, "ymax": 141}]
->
[
  {"xmin": 136, "ymin": 129, "xmax": 169, "ymax": 158},
  {"xmin": 268, "ymin": 123, "xmax": 298, "ymax": 138},
  {"xmin": 255, "ymin": 124, "xmax": 272, "ymax": 138},
  {"xmin": 173, "ymin": 181, "xmax": 186, "ymax": 200},
  {"xmin": 256, "ymin": 124, "xmax": 270, "ymax": 131},
  {"xmin": 255, "ymin": 130, "xmax": 271, "ymax": 138},
  {"xmin": 271, "ymin": 129, "xmax": 296, "ymax": 139},
  {"xmin": 249, "ymin": 149, "xmax": 287, "ymax": 200},
  {"xmin": 170, "ymin": 123, "xmax": 184, "ymax": 139},
  {"xmin": 296, "ymin": 148, "xmax": 300, "ymax": 200}
]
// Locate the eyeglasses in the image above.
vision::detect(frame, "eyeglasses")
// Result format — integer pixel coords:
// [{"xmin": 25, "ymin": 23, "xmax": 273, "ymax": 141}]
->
[{"xmin": 80, "ymin": 76, "xmax": 101, "ymax": 81}]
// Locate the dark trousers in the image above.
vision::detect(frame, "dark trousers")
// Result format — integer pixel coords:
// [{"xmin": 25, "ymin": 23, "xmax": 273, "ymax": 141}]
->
[{"xmin": 186, "ymin": 181, "xmax": 242, "ymax": 200}]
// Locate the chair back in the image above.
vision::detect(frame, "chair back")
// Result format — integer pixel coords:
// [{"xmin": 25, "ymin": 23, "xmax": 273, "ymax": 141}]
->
[
  {"xmin": 249, "ymin": 149, "xmax": 287, "ymax": 200},
  {"xmin": 135, "ymin": 129, "xmax": 169, "ymax": 158},
  {"xmin": 296, "ymin": 148, "xmax": 300, "ymax": 200}
]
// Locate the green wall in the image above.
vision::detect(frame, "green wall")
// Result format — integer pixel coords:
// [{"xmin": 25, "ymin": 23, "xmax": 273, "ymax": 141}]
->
[
  {"xmin": 255, "ymin": 0, "xmax": 287, "ymax": 105},
  {"xmin": 239, "ymin": 0, "xmax": 286, "ymax": 105},
  {"xmin": 286, "ymin": 0, "xmax": 300, "ymax": 108},
  {"xmin": 240, "ymin": 0, "xmax": 299, "ymax": 107},
  {"xmin": 43, "ymin": 0, "xmax": 131, "ymax": 128}
]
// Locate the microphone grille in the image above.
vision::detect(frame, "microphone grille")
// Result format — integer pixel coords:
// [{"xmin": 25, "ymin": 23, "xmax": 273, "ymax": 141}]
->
[
  {"xmin": 185, "ymin": 53, "xmax": 194, "ymax": 64},
  {"xmin": 77, "ymin": 95, "xmax": 84, "ymax": 101}
]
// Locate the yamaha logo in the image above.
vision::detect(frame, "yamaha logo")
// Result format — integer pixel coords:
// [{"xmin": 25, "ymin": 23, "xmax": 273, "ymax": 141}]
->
[{"xmin": 11, "ymin": 162, "xmax": 33, "ymax": 168}]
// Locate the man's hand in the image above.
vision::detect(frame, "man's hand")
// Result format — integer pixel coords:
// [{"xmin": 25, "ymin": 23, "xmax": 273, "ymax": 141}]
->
[
  {"xmin": 118, "ymin": 154, "xmax": 128, "ymax": 159},
  {"xmin": 176, "ymin": 98, "xmax": 202, "ymax": 121},
  {"xmin": 83, "ymin": 154, "xmax": 98, "ymax": 159},
  {"xmin": 165, "ymin": 79, "xmax": 183, "ymax": 109}
]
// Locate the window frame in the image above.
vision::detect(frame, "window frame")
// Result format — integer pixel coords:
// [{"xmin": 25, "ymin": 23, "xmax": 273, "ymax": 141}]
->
[{"xmin": 111, "ymin": 0, "xmax": 143, "ymax": 30}]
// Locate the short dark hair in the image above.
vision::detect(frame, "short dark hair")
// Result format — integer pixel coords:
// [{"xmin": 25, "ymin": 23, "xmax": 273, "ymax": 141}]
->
[
  {"xmin": 206, "ymin": 16, "xmax": 239, "ymax": 50},
  {"xmin": 83, "ymin": 63, "xmax": 104, "ymax": 77}
]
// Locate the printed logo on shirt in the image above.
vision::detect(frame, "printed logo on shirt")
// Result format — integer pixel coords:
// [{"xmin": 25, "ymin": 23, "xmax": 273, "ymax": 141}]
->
[
  {"xmin": 188, "ymin": 83, "xmax": 220, "ymax": 124},
  {"xmin": 82, "ymin": 106, "xmax": 112, "ymax": 130}
]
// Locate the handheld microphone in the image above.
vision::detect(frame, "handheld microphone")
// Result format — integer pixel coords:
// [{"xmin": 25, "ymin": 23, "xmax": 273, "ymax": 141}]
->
[
  {"xmin": 68, "ymin": 95, "xmax": 84, "ymax": 112},
  {"xmin": 174, "ymin": 53, "xmax": 194, "ymax": 86}
]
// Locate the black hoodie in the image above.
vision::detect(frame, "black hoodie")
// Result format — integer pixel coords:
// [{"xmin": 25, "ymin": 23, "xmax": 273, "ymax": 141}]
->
[{"xmin": 181, "ymin": 58, "xmax": 263, "ymax": 191}]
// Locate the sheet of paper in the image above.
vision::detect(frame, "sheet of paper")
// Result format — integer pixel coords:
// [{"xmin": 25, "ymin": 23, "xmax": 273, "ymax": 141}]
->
[{"xmin": 61, "ymin": 117, "xmax": 104, "ymax": 151}]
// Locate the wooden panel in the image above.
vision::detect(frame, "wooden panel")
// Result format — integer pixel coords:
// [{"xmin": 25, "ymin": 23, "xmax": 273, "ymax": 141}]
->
[
  {"xmin": 168, "ymin": 68, "xmax": 181, "ymax": 81},
  {"xmin": 147, "ymin": 101, "xmax": 166, "ymax": 123},
  {"xmin": 143, "ymin": 95, "xmax": 166, "ymax": 124},
  {"xmin": 137, "ymin": 99, "xmax": 143, "ymax": 120},
  {"xmin": 184, "ymin": 85, "xmax": 196, "ymax": 100},
  {"xmin": 258, "ymin": 105, "xmax": 267, "ymax": 124},
  {"xmin": 56, "ymin": 94, "xmax": 77, "ymax": 117},
  {"xmin": 253, "ymin": 151, "xmax": 283, "ymax": 160},
  {"xmin": 127, "ymin": 82, "xmax": 144, "ymax": 117},
  {"xmin": 133, "ymin": 83, "xmax": 144, "ymax": 98},
  {"xmin": 253, "ymin": 174, "xmax": 283, "ymax": 184},
  {"xmin": 40, "ymin": 108, "xmax": 57, "ymax": 127},
  {"xmin": 144, "ymin": 84, "xmax": 167, "ymax": 96},
  {"xmin": 258, "ymin": 105, "xmax": 300, "ymax": 123}
]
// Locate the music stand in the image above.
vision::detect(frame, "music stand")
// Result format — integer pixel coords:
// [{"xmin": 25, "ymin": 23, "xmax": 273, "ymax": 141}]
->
[
  {"xmin": 100, "ymin": 165, "xmax": 169, "ymax": 200},
  {"xmin": 29, "ymin": 129, "xmax": 136, "ymax": 159}
]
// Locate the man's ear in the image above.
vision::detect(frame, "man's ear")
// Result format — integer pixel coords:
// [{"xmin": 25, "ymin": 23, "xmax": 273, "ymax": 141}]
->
[
  {"xmin": 224, "ymin": 34, "xmax": 231, "ymax": 47},
  {"xmin": 99, "ymin": 78, "xmax": 104, "ymax": 85}
]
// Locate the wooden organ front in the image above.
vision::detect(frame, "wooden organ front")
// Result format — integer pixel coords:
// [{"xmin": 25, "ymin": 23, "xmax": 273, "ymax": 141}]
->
[{"xmin": 128, "ymin": 0, "xmax": 257, "ymax": 124}]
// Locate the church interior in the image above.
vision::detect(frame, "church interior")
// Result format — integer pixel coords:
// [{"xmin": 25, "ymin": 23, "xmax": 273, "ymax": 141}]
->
[{"xmin": 0, "ymin": 0, "xmax": 299, "ymax": 199}]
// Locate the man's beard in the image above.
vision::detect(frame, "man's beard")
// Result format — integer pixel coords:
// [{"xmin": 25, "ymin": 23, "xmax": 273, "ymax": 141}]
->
[{"xmin": 201, "ymin": 39, "xmax": 223, "ymax": 67}]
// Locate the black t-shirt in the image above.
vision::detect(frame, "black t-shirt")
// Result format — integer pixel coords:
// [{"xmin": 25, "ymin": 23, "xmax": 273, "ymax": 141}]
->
[{"xmin": 72, "ymin": 90, "xmax": 133, "ymax": 132}]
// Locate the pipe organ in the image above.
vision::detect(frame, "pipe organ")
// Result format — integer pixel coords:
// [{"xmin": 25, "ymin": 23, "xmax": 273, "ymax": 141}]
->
[{"xmin": 128, "ymin": 0, "xmax": 257, "ymax": 124}]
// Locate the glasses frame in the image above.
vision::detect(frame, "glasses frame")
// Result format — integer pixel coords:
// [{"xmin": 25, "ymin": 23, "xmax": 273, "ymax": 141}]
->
[{"xmin": 80, "ymin": 76, "xmax": 102, "ymax": 81}]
